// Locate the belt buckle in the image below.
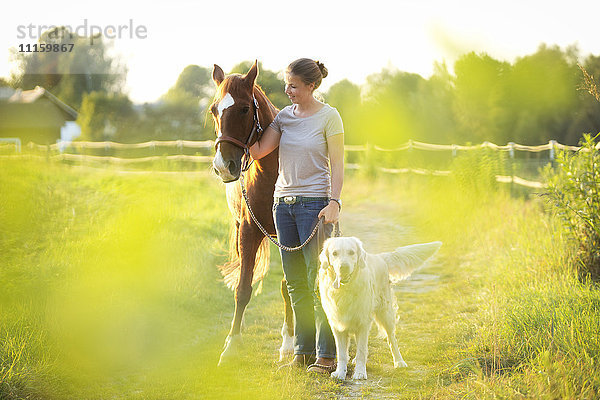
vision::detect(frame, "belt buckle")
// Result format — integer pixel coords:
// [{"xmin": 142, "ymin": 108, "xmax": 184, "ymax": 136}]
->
[{"xmin": 283, "ymin": 196, "xmax": 296, "ymax": 204}]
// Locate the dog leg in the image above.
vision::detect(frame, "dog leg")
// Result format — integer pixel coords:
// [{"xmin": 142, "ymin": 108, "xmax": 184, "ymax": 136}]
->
[
  {"xmin": 351, "ymin": 327, "xmax": 369, "ymax": 380},
  {"xmin": 387, "ymin": 334, "xmax": 407, "ymax": 368},
  {"xmin": 376, "ymin": 309, "xmax": 408, "ymax": 368},
  {"xmin": 330, "ymin": 329, "xmax": 349, "ymax": 380}
]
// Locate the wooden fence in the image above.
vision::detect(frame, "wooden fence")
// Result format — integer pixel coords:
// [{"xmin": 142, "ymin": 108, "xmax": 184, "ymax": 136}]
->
[{"xmin": 3, "ymin": 138, "xmax": 598, "ymax": 188}]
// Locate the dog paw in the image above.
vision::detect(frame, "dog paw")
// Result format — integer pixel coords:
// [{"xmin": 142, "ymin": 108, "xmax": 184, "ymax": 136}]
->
[
  {"xmin": 394, "ymin": 360, "xmax": 408, "ymax": 368},
  {"xmin": 331, "ymin": 369, "xmax": 347, "ymax": 380},
  {"xmin": 351, "ymin": 369, "xmax": 367, "ymax": 380}
]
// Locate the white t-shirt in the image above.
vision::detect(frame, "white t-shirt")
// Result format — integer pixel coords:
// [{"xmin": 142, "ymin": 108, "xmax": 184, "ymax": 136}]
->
[{"xmin": 269, "ymin": 103, "xmax": 344, "ymax": 197}]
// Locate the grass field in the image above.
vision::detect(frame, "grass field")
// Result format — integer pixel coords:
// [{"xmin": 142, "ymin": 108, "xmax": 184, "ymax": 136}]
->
[{"xmin": 1, "ymin": 158, "xmax": 599, "ymax": 399}]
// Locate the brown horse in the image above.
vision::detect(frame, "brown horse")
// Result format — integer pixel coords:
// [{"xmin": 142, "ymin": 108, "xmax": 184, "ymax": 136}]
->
[{"xmin": 210, "ymin": 61, "xmax": 294, "ymax": 365}]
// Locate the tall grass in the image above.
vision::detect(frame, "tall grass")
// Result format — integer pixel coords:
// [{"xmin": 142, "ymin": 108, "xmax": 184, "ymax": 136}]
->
[
  {"xmin": 414, "ymin": 150, "xmax": 600, "ymax": 399},
  {"xmin": 543, "ymin": 133, "xmax": 600, "ymax": 280},
  {"xmin": 1, "ymin": 155, "xmax": 599, "ymax": 399}
]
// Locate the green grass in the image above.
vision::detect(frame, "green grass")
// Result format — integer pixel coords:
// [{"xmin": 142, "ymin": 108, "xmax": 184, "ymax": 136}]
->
[{"xmin": 1, "ymin": 158, "xmax": 599, "ymax": 399}]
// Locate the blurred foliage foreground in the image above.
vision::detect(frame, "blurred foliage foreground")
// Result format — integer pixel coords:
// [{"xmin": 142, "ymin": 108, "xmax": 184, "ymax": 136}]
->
[{"xmin": 1, "ymin": 155, "xmax": 599, "ymax": 399}]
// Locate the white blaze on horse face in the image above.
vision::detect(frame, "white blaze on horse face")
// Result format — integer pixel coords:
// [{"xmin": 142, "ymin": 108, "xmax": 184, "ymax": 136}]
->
[
  {"xmin": 218, "ymin": 93, "xmax": 235, "ymax": 119},
  {"xmin": 213, "ymin": 150, "xmax": 228, "ymax": 175},
  {"xmin": 213, "ymin": 92, "xmax": 236, "ymax": 180},
  {"xmin": 213, "ymin": 92, "xmax": 237, "ymax": 181},
  {"xmin": 216, "ymin": 92, "xmax": 235, "ymax": 138}
]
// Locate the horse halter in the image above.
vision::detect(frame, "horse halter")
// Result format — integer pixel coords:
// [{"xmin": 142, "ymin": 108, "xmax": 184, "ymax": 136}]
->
[{"xmin": 214, "ymin": 94, "xmax": 263, "ymax": 172}]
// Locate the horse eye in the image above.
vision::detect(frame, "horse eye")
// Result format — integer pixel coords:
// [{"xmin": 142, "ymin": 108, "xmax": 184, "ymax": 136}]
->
[
  {"xmin": 332, "ymin": 251, "xmax": 338, "ymax": 256},
  {"xmin": 241, "ymin": 106, "xmax": 250, "ymax": 114},
  {"xmin": 348, "ymin": 250, "xmax": 355, "ymax": 255}
]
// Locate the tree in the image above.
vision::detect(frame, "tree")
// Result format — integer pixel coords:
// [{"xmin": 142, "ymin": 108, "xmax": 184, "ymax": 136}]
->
[
  {"xmin": 452, "ymin": 52, "xmax": 509, "ymax": 144},
  {"xmin": 162, "ymin": 65, "xmax": 213, "ymax": 103},
  {"xmin": 325, "ymin": 79, "xmax": 363, "ymax": 144},
  {"xmin": 229, "ymin": 61, "xmax": 288, "ymax": 109},
  {"xmin": 77, "ymin": 91, "xmax": 136, "ymax": 142},
  {"xmin": 502, "ymin": 44, "xmax": 579, "ymax": 144},
  {"xmin": 566, "ymin": 55, "xmax": 600, "ymax": 144},
  {"xmin": 360, "ymin": 68, "xmax": 427, "ymax": 147},
  {"xmin": 158, "ymin": 65, "xmax": 215, "ymax": 141},
  {"xmin": 11, "ymin": 26, "xmax": 125, "ymax": 109},
  {"xmin": 419, "ymin": 61, "xmax": 457, "ymax": 144}
]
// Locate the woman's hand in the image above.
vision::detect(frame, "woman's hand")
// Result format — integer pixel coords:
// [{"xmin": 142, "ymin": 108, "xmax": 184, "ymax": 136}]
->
[{"xmin": 318, "ymin": 201, "xmax": 340, "ymax": 224}]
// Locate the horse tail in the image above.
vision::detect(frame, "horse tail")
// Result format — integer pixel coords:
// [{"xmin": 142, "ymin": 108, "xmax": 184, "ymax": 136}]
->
[
  {"xmin": 218, "ymin": 221, "xmax": 271, "ymax": 294},
  {"xmin": 219, "ymin": 221, "xmax": 241, "ymax": 290},
  {"xmin": 252, "ymin": 237, "xmax": 270, "ymax": 295}
]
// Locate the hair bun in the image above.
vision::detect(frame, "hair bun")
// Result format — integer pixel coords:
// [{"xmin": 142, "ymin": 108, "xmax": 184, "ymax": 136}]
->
[{"xmin": 315, "ymin": 60, "xmax": 328, "ymax": 79}]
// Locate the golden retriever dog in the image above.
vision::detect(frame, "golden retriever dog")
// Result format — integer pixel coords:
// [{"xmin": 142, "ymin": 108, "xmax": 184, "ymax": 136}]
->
[{"xmin": 318, "ymin": 237, "xmax": 442, "ymax": 380}]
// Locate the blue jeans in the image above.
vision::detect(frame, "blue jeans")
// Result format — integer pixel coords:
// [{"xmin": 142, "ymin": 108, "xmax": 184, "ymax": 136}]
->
[{"xmin": 273, "ymin": 199, "xmax": 335, "ymax": 359}]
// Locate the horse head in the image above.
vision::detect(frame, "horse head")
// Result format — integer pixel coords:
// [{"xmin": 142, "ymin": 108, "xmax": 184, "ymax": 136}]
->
[{"xmin": 210, "ymin": 61, "xmax": 260, "ymax": 183}]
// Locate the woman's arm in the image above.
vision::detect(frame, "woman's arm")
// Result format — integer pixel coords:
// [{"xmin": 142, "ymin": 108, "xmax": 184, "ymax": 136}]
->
[
  {"xmin": 249, "ymin": 126, "xmax": 281, "ymax": 159},
  {"xmin": 319, "ymin": 133, "xmax": 344, "ymax": 224}
]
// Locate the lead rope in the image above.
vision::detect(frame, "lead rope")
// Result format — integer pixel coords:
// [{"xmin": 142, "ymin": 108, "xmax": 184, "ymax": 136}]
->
[{"xmin": 239, "ymin": 165, "xmax": 340, "ymax": 253}]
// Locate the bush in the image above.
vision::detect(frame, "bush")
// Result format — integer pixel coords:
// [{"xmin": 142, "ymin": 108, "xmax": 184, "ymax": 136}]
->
[
  {"xmin": 543, "ymin": 133, "xmax": 600, "ymax": 280},
  {"xmin": 450, "ymin": 147, "xmax": 506, "ymax": 195}
]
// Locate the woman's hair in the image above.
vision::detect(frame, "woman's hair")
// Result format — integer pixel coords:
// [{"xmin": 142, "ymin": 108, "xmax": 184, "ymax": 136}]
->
[{"xmin": 286, "ymin": 58, "xmax": 328, "ymax": 90}]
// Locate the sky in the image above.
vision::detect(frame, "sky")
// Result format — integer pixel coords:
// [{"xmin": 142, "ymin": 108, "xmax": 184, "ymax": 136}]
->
[{"xmin": 1, "ymin": 0, "xmax": 599, "ymax": 104}]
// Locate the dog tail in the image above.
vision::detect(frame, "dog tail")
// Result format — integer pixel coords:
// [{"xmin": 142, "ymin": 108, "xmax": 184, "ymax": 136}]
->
[{"xmin": 382, "ymin": 241, "xmax": 442, "ymax": 283}]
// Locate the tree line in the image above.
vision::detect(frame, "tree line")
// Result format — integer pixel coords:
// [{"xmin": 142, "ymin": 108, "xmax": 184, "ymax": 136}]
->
[{"xmin": 6, "ymin": 27, "xmax": 600, "ymax": 146}]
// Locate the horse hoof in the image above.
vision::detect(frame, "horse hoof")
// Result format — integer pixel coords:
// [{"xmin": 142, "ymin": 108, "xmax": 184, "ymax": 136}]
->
[
  {"xmin": 218, "ymin": 334, "xmax": 242, "ymax": 366},
  {"xmin": 279, "ymin": 347, "xmax": 294, "ymax": 362}
]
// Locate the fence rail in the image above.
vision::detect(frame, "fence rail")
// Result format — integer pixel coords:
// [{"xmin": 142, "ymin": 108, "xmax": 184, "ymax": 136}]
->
[
  {"xmin": 3, "ymin": 138, "xmax": 596, "ymax": 189},
  {"xmin": 2, "ymin": 138, "xmax": 596, "ymax": 153}
]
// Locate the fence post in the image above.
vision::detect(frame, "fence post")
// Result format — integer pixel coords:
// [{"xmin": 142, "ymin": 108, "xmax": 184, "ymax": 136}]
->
[
  {"xmin": 178, "ymin": 139, "xmax": 184, "ymax": 170},
  {"xmin": 549, "ymin": 140, "xmax": 557, "ymax": 163},
  {"xmin": 365, "ymin": 142, "xmax": 374, "ymax": 176},
  {"xmin": 508, "ymin": 142, "xmax": 515, "ymax": 195},
  {"xmin": 508, "ymin": 142, "xmax": 515, "ymax": 159},
  {"xmin": 408, "ymin": 139, "xmax": 413, "ymax": 173}
]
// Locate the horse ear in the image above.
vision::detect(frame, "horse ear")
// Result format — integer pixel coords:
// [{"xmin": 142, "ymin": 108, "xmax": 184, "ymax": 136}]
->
[
  {"xmin": 244, "ymin": 60, "xmax": 259, "ymax": 89},
  {"xmin": 212, "ymin": 64, "xmax": 225, "ymax": 86}
]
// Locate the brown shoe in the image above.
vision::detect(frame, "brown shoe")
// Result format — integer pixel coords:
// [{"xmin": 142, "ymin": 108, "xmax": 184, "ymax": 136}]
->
[
  {"xmin": 307, "ymin": 357, "xmax": 337, "ymax": 375},
  {"xmin": 278, "ymin": 354, "xmax": 316, "ymax": 371},
  {"xmin": 307, "ymin": 362, "xmax": 337, "ymax": 375}
]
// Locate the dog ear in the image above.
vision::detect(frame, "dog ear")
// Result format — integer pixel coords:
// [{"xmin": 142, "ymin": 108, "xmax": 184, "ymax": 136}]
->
[
  {"xmin": 319, "ymin": 239, "xmax": 331, "ymax": 269},
  {"xmin": 355, "ymin": 237, "xmax": 367, "ymax": 269}
]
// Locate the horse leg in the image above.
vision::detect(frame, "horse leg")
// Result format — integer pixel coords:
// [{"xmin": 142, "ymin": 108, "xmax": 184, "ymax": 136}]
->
[
  {"xmin": 279, "ymin": 279, "xmax": 294, "ymax": 361},
  {"xmin": 218, "ymin": 221, "xmax": 261, "ymax": 366}
]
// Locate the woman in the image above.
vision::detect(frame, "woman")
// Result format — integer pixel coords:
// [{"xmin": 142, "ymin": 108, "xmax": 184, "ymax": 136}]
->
[{"xmin": 249, "ymin": 58, "xmax": 344, "ymax": 374}]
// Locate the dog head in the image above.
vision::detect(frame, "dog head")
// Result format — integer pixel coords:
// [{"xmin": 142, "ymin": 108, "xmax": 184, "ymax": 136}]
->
[{"xmin": 319, "ymin": 237, "xmax": 366, "ymax": 289}]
